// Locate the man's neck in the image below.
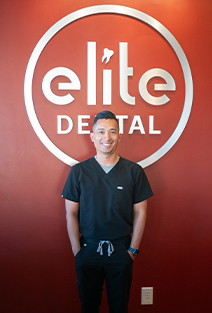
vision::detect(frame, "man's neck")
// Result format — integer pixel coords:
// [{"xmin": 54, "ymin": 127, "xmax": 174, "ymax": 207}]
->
[{"xmin": 95, "ymin": 153, "xmax": 119, "ymax": 167}]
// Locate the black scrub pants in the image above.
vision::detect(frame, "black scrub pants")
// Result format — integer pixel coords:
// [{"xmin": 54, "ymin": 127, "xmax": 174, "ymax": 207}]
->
[{"xmin": 75, "ymin": 235, "xmax": 133, "ymax": 313}]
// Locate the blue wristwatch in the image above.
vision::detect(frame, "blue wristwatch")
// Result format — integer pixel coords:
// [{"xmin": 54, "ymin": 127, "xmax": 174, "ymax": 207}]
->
[{"xmin": 128, "ymin": 247, "xmax": 139, "ymax": 256}]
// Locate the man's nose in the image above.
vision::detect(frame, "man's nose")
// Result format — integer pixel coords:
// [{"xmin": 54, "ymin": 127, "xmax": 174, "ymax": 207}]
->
[{"xmin": 104, "ymin": 132, "xmax": 111, "ymax": 140}]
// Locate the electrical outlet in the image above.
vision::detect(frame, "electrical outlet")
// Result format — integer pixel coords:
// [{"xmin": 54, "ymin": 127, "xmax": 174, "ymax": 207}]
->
[{"xmin": 141, "ymin": 287, "xmax": 153, "ymax": 305}]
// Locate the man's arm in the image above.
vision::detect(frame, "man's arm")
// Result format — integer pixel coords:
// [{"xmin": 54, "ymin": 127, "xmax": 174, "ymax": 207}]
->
[
  {"xmin": 65, "ymin": 199, "xmax": 81, "ymax": 256},
  {"xmin": 128, "ymin": 200, "xmax": 147, "ymax": 260}
]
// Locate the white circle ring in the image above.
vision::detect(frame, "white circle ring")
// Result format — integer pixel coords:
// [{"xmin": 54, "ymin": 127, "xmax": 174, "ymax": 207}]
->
[{"xmin": 24, "ymin": 5, "xmax": 193, "ymax": 168}]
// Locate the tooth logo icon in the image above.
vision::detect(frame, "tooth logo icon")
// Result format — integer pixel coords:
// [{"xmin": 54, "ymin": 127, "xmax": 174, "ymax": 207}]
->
[{"xmin": 102, "ymin": 48, "xmax": 114, "ymax": 64}]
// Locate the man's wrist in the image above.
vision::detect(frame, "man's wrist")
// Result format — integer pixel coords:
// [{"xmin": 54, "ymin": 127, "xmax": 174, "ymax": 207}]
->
[
  {"xmin": 72, "ymin": 243, "xmax": 81, "ymax": 257},
  {"xmin": 73, "ymin": 247, "xmax": 81, "ymax": 257},
  {"xmin": 128, "ymin": 247, "xmax": 140, "ymax": 256}
]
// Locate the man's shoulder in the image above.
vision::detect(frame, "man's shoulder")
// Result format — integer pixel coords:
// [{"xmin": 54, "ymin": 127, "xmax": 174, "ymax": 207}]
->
[
  {"xmin": 71, "ymin": 157, "xmax": 95, "ymax": 171},
  {"xmin": 119, "ymin": 156, "xmax": 143, "ymax": 171}
]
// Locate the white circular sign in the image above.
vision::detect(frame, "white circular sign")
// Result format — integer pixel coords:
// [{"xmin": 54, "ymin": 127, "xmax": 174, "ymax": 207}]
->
[{"xmin": 24, "ymin": 5, "xmax": 193, "ymax": 167}]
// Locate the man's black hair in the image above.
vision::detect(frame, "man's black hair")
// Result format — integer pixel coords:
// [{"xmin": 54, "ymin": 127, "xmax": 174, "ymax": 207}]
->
[{"xmin": 93, "ymin": 110, "xmax": 119, "ymax": 130}]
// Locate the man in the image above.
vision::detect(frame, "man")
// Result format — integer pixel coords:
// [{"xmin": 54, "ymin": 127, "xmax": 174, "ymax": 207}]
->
[{"xmin": 62, "ymin": 110, "xmax": 153, "ymax": 313}]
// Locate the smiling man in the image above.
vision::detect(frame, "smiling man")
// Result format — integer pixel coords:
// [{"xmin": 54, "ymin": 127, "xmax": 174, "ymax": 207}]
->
[{"xmin": 62, "ymin": 110, "xmax": 153, "ymax": 313}]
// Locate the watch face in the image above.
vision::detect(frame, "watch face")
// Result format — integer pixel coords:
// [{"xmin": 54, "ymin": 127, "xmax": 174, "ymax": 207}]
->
[{"xmin": 133, "ymin": 249, "xmax": 139, "ymax": 256}]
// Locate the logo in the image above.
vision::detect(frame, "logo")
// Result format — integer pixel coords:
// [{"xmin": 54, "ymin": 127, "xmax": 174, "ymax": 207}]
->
[{"xmin": 24, "ymin": 5, "xmax": 193, "ymax": 167}]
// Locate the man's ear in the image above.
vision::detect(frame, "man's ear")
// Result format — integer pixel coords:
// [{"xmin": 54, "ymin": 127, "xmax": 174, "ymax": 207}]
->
[
  {"xmin": 90, "ymin": 132, "xmax": 94, "ymax": 142},
  {"xmin": 118, "ymin": 133, "xmax": 122, "ymax": 142}
]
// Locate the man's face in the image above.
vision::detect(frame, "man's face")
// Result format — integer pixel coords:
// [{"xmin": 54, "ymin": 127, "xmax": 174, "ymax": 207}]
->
[{"xmin": 90, "ymin": 119, "xmax": 121, "ymax": 156}]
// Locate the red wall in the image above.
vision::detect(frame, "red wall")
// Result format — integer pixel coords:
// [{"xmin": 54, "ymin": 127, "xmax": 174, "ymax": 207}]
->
[{"xmin": 1, "ymin": 1, "xmax": 212, "ymax": 312}]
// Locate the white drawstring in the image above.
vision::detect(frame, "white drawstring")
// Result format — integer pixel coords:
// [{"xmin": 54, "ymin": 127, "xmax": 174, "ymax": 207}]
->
[{"xmin": 97, "ymin": 240, "xmax": 114, "ymax": 256}]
